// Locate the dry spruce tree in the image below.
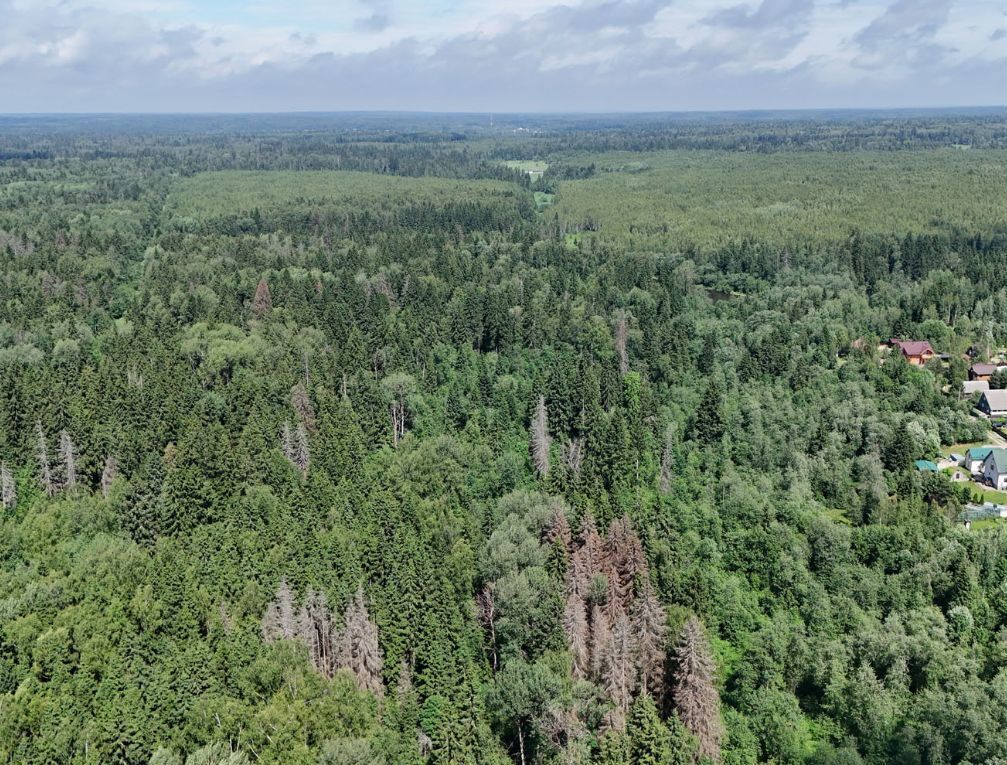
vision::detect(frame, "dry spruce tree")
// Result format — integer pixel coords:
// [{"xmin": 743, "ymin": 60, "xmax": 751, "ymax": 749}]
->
[
  {"xmin": 530, "ymin": 395, "xmax": 551, "ymax": 478},
  {"xmin": 35, "ymin": 421, "xmax": 55, "ymax": 497},
  {"xmin": 1, "ymin": 462, "xmax": 15, "ymax": 510},
  {"xmin": 672, "ymin": 616, "xmax": 724, "ymax": 763},
  {"xmin": 100, "ymin": 455, "xmax": 119, "ymax": 499}
]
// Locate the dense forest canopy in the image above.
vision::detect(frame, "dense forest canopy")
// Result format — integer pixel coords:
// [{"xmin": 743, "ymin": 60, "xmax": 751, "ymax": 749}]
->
[{"xmin": 1, "ymin": 111, "xmax": 1007, "ymax": 765}]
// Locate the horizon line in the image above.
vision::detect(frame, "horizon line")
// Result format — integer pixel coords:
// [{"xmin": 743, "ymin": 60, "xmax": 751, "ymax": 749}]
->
[{"xmin": 0, "ymin": 105, "xmax": 1004, "ymax": 118}]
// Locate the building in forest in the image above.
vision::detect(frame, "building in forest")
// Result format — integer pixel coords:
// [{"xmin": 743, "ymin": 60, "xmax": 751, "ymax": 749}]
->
[
  {"xmin": 890, "ymin": 339, "xmax": 935, "ymax": 365},
  {"xmin": 963, "ymin": 380, "xmax": 990, "ymax": 397},
  {"xmin": 970, "ymin": 363, "xmax": 997, "ymax": 381},
  {"xmin": 978, "ymin": 390, "xmax": 1007, "ymax": 419},
  {"xmin": 980, "ymin": 448, "xmax": 1007, "ymax": 491},
  {"xmin": 965, "ymin": 447, "xmax": 994, "ymax": 475}
]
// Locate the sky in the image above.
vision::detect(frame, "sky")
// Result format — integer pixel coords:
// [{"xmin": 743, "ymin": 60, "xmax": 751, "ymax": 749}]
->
[{"xmin": 0, "ymin": 0, "xmax": 1003, "ymax": 113}]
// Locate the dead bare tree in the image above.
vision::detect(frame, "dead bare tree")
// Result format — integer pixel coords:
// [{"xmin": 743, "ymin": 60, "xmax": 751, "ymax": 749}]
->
[
  {"xmin": 601, "ymin": 612, "xmax": 636, "ymax": 728},
  {"xmin": 546, "ymin": 506, "xmax": 573, "ymax": 553},
  {"xmin": 560, "ymin": 438, "xmax": 584, "ymax": 477},
  {"xmin": 290, "ymin": 383, "xmax": 317, "ymax": 434},
  {"xmin": 632, "ymin": 581, "xmax": 667, "ymax": 699},
  {"xmin": 569, "ymin": 513, "xmax": 604, "ymax": 595},
  {"xmin": 297, "ymin": 589, "xmax": 338, "ymax": 678},
  {"xmin": 672, "ymin": 616, "xmax": 724, "ymax": 763},
  {"xmin": 659, "ymin": 422, "xmax": 676, "ymax": 495},
  {"xmin": 605, "ymin": 516, "xmax": 648, "ymax": 610},
  {"xmin": 477, "ymin": 584, "xmax": 499, "ymax": 671},
  {"xmin": 381, "ymin": 373, "xmax": 416, "ymax": 447},
  {"xmin": 1, "ymin": 462, "xmax": 15, "ymax": 510},
  {"xmin": 563, "ymin": 592, "xmax": 590, "ymax": 679},
  {"xmin": 538, "ymin": 703, "xmax": 589, "ymax": 765},
  {"xmin": 589, "ymin": 603, "xmax": 613, "ymax": 682},
  {"xmin": 100, "ymin": 455, "xmax": 119, "ymax": 499},
  {"xmin": 530, "ymin": 395, "xmax": 551, "ymax": 478},
  {"xmin": 280, "ymin": 421, "xmax": 308, "ymax": 474},
  {"xmin": 614, "ymin": 310, "xmax": 629, "ymax": 374},
  {"xmin": 251, "ymin": 278, "xmax": 273, "ymax": 318},
  {"xmin": 261, "ymin": 578, "xmax": 298, "ymax": 642},
  {"xmin": 338, "ymin": 587, "xmax": 384, "ymax": 695},
  {"xmin": 35, "ymin": 422, "xmax": 55, "ymax": 497},
  {"xmin": 58, "ymin": 431, "xmax": 77, "ymax": 491},
  {"xmin": 294, "ymin": 423, "xmax": 311, "ymax": 475}
]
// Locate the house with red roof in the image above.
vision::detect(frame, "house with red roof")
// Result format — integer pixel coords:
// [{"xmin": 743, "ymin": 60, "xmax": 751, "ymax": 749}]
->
[
  {"xmin": 890, "ymin": 339, "xmax": 935, "ymax": 366},
  {"xmin": 969, "ymin": 363, "xmax": 997, "ymax": 381}
]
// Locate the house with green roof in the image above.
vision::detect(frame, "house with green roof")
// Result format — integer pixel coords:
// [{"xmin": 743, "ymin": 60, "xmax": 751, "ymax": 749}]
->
[
  {"xmin": 980, "ymin": 448, "xmax": 1007, "ymax": 491},
  {"xmin": 914, "ymin": 460, "xmax": 939, "ymax": 472},
  {"xmin": 965, "ymin": 447, "xmax": 994, "ymax": 475}
]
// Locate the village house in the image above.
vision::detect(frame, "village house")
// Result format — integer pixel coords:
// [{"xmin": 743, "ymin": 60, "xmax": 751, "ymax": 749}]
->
[
  {"xmin": 970, "ymin": 363, "xmax": 997, "ymax": 381},
  {"xmin": 978, "ymin": 389, "xmax": 1007, "ymax": 419},
  {"xmin": 963, "ymin": 380, "xmax": 990, "ymax": 396},
  {"xmin": 965, "ymin": 446, "xmax": 993, "ymax": 475},
  {"xmin": 980, "ymin": 448, "xmax": 1007, "ymax": 491},
  {"xmin": 890, "ymin": 339, "xmax": 935, "ymax": 365}
]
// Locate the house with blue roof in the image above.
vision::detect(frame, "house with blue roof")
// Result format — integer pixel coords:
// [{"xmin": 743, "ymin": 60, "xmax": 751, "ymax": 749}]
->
[
  {"xmin": 965, "ymin": 447, "xmax": 994, "ymax": 475},
  {"xmin": 980, "ymin": 448, "xmax": 1007, "ymax": 491}
]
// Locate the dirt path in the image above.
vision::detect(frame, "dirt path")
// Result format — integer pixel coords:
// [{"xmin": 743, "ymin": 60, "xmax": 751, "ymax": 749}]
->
[{"xmin": 987, "ymin": 429, "xmax": 1007, "ymax": 447}]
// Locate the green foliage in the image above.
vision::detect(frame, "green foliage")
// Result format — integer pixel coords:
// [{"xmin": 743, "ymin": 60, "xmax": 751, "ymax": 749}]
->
[{"xmin": 0, "ymin": 114, "xmax": 1006, "ymax": 765}]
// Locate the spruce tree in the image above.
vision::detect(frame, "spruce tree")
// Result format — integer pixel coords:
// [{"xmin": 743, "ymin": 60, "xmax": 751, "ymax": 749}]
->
[
  {"xmin": 884, "ymin": 420, "xmax": 915, "ymax": 472},
  {"xmin": 628, "ymin": 694, "xmax": 672, "ymax": 765},
  {"xmin": 691, "ymin": 384, "xmax": 725, "ymax": 446}
]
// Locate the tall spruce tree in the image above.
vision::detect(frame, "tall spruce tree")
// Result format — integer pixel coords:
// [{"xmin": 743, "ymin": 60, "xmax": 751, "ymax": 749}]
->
[{"xmin": 690, "ymin": 384, "xmax": 725, "ymax": 446}]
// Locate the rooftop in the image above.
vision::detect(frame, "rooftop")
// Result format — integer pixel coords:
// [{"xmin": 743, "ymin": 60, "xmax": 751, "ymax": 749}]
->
[
  {"xmin": 892, "ymin": 339, "xmax": 934, "ymax": 356},
  {"xmin": 982, "ymin": 448, "xmax": 1007, "ymax": 474},
  {"xmin": 980, "ymin": 389, "xmax": 1007, "ymax": 411},
  {"xmin": 966, "ymin": 447, "xmax": 994, "ymax": 460}
]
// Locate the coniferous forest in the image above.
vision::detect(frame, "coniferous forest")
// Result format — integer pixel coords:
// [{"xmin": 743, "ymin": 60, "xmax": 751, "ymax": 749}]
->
[{"xmin": 1, "ymin": 111, "xmax": 1007, "ymax": 765}]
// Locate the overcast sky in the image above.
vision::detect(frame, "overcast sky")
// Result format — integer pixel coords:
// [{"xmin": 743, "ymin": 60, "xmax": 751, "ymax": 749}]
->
[{"xmin": 0, "ymin": 0, "xmax": 1003, "ymax": 113}]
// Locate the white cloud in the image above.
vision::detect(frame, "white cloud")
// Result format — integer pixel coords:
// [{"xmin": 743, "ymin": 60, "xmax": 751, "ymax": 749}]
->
[{"xmin": 0, "ymin": 0, "xmax": 1001, "ymax": 111}]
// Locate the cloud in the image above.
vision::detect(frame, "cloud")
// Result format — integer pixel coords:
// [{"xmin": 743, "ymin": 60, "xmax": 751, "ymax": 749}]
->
[
  {"xmin": 354, "ymin": 0, "xmax": 392, "ymax": 33},
  {"xmin": 0, "ymin": 0, "xmax": 1001, "ymax": 111}
]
